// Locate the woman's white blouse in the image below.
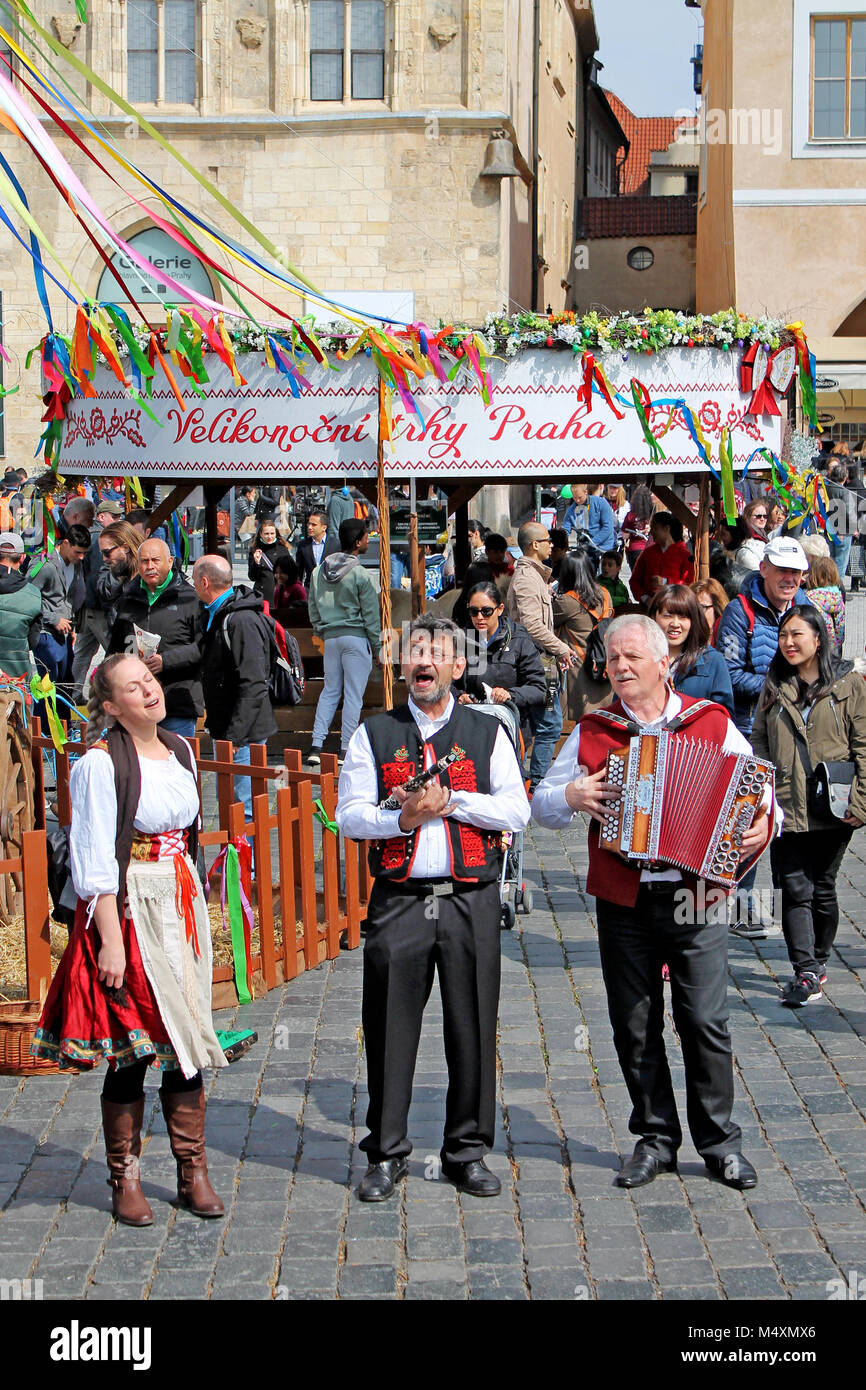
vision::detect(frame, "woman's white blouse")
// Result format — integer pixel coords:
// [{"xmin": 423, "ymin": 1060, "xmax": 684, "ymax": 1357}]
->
[{"xmin": 68, "ymin": 747, "xmax": 200, "ymax": 903}]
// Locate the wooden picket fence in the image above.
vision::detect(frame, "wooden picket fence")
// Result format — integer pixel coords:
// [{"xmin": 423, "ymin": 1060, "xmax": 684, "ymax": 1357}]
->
[{"xmin": 24, "ymin": 720, "xmax": 371, "ymax": 1007}]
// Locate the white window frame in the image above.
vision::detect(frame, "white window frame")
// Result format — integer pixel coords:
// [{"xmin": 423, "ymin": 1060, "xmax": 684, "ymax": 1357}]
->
[
  {"xmin": 126, "ymin": 0, "xmax": 199, "ymax": 110},
  {"xmin": 793, "ymin": 0, "xmax": 866, "ymax": 157},
  {"xmin": 304, "ymin": 0, "xmax": 391, "ymax": 107}
]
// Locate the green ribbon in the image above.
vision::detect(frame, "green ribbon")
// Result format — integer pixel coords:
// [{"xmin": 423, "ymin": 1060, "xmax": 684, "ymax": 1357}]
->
[
  {"xmin": 224, "ymin": 844, "xmax": 252, "ymax": 1005},
  {"xmin": 313, "ymin": 798, "xmax": 339, "ymax": 836},
  {"xmin": 719, "ymin": 428, "xmax": 738, "ymax": 525}
]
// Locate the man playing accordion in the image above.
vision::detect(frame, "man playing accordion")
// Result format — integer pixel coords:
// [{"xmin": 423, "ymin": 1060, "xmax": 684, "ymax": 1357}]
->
[{"xmin": 532, "ymin": 615, "xmax": 778, "ymax": 1191}]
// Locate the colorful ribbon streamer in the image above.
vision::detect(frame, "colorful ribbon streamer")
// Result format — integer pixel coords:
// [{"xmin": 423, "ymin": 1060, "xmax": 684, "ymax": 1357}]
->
[
  {"xmin": 208, "ymin": 839, "xmax": 255, "ymax": 1005},
  {"xmin": 28, "ymin": 672, "xmax": 67, "ymax": 751}
]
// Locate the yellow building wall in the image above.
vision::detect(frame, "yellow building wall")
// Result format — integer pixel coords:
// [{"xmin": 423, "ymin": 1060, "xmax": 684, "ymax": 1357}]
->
[{"xmin": 0, "ymin": 0, "xmax": 591, "ymax": 463}]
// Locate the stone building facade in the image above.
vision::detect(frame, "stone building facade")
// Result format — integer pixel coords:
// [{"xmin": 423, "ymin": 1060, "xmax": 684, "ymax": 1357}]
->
[{"xmin": 0, "ymin": 1, "xmax": 601, "ymax": 463}]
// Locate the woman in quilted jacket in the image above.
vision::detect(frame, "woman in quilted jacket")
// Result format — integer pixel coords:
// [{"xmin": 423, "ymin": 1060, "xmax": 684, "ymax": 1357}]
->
[{"xmin": 752, "ymin": 606, "xmax": 866, "ymax": 1008}]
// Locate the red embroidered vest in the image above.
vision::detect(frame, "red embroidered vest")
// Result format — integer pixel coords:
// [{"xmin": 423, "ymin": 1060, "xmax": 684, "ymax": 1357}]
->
[
  {"xmin": 365, "ymin": 704, "xmax": 503, "ymax": 883},
  {"xmin": 577, "ymin": 695, "xmax": 733, "ymax": 908}
]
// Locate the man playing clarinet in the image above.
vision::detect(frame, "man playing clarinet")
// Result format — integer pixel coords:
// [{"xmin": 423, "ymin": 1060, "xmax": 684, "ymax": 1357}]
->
[
  {"xmin": 336, "ymin": 616, "xmax": 530, "ymax": 1202},
  {"xmin": 532, "ymin": 615, "xmax": 777, "ymax": 1191}
]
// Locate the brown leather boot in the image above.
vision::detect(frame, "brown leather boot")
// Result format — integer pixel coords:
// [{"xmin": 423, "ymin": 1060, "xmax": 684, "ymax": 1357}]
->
[
  {"xmin": 101, "ymin": 1097, "xmax": 154, "ymax": 1227},
  {"xmin": 160, "ymin": 1085, "xmax": 224, "ymax": 1218}
]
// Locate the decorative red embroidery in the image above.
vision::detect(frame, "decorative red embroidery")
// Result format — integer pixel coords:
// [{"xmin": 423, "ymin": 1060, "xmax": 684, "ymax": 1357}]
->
[
  {"xmin": 458, "ymin": 824, "xmax": 487, "ymax": 868},
  {"xmin": 382, "ymin": 759, "xmax": 417, "ymax": 792},
  {"xmin": 447, "ymin": 758, "xmax": 477, "ymax": 793},
  {"xmin": 380, "ymin": 838, "xmax": 407, "ymax": 871}
]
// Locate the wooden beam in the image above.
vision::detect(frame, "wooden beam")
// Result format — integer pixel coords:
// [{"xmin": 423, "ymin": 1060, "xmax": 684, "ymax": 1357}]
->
[
  {"xmin": 409, "ymin": 512, "xmax": 426, "ymax": 617},
  {"xmin": 148, "ymin": 482, "xmax": 198, "ymax": 535},
  {"xmin": 652, "ymin": 484, "xmax": 697, "ymax": 535},
  {"xmin": 443, "ymin": 481, "xmax": 484, "ymax": 516},
  {"xmin": 695, "ymin": 476, "xmax": 711, "ymax": 582}
]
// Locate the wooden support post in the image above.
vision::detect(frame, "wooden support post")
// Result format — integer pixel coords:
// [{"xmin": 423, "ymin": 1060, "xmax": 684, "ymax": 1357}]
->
[
  {"xmin": 409, "ymin": 512, "xmax": 426, "ymax": 618},
  {"xmin": 203, "ymin": 483, "xmax": 225, "ymax": 555},
  {"xmin": 377, "ymin": 378, "xmax": 394, "ymax": 709},
  {"xmin": 31, "ymin": 716, "xmax": 45, "ymax": 832},
  {"xmin": 253, "ymin": 792, "xmax": 276, "ymax": 992},
  {"xmin": 276, "ymin": 785, "xmax": 298, "ymax": 981},
  {"xmin": 344, "ymin": 838, "xmax": 361, "ymax": 950},
  {"xmin": 295, "ymin": 778, "xmax": 319, "ymax": 969},
  {"xmin": 695, "ymin": 476, "xmax": 711, "ymax": 582},
  {"xmin": 248, "ymin": 744, "xmax": 270, "ymax": 829},
  {"xmin": 320, "ymin": 772, "xmax": 341, "ymax": 960},
  {"xmin": 54, "ymin": 726, "xmax": 71, "ymax": 827},
  {"xmin": 23, "ymin": 830, "xmax": 51, "ymax": 1004},
  {"xmin": 214, "ymin": 739, "xmax": 235, "ymax": 830},
  {"xmin": 454, "ymin": 500, "xmax": 470, "ymax": 583}
]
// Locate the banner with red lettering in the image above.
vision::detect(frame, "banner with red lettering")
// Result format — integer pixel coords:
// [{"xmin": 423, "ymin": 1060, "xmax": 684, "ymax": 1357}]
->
[{"xmin": 60, "ymin": 347, "xmax": 784, "ymax": 478}]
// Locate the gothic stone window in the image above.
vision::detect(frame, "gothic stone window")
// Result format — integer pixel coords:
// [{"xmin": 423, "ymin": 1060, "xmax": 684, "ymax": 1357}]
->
[
  {"xmin": 310, "ymin": 1, "xmax": 386, "ymax": 102},
  {"xmin": 128, "ymin": 0, "xmax": 197, "ymax": 106}
]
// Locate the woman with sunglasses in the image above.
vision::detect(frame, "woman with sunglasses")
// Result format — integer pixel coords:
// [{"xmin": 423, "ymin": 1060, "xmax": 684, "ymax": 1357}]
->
[
  {"xmin": 752, "ymin": 606, "xmax": 866, "ymax": 1007},
  {"xmin": 734, "ymin": 497, "xmax": 770, "ymax": 580},
  {"xmin": 455, "ymin": 581, "xmax": 546, "ymax": 737},
  {"xmin": 690, "ymin": 577, "xmax": 729, "ymax": 644}
]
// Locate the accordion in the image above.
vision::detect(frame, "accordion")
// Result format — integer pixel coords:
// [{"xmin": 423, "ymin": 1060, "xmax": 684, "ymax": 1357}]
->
[{"xmin": 600, "ymin": 731, "xmax": 774, "ymax": 886}]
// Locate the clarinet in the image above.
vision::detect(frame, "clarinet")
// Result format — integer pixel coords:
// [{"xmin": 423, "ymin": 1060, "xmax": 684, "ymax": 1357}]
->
[{"xmin": 378, "ymin": 750, "xmax": 461, "ymax": 809}]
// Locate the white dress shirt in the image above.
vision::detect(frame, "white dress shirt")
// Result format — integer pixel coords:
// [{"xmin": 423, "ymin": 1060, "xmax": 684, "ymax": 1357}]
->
[
  {"xmin": 336, "ymin": 694, "xmax": 531, "ymax": 879},
  {"xmin": 531, "ymin": 688, "xmax": 781, "ymax": 881}
]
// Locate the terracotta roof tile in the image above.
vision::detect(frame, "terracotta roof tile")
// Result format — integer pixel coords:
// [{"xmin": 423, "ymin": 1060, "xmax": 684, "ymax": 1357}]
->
[
  {"xmin": 604, "ymin": 90, "xmax": 697, "ymax": 196},
  {"xmin": 578, "ymin": 195, "xmax": 697, "ymax": 239}
]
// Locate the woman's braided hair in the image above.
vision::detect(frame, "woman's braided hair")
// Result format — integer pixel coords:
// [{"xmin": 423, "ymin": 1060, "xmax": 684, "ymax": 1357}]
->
[{"xmin": 84, "ymin": 653, "xmax": 135, "ymax": 748}]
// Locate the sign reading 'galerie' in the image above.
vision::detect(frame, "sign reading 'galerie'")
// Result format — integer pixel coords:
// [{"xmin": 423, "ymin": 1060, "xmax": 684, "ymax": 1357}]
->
[{"xmin": 61, "ymin": 347, "xmax": 784, "ymax": 479}]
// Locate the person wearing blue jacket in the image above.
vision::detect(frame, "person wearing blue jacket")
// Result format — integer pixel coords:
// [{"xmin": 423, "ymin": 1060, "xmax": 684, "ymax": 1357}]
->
[
  {"xmin": 714, "ymin": 535, "xmax": 813, "ymax": 938},
  {"xmin": 563, "ymin": 482, "xmax": 616, "ymax": 554},
  {"xmin": 648, "ymin": 585, "xmax": 734, "ymax": 716}
]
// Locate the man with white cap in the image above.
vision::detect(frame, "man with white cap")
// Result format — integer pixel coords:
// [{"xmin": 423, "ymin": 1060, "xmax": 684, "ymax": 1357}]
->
[
  {"xmin": 715, "ymin": 534, "xmax": 813, "ymax": 938},
  {"xmin": 0, "ymin": 532, "xmax": 42, "ymax": 677}
]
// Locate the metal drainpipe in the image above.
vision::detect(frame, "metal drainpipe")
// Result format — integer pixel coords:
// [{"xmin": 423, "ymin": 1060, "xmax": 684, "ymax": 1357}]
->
[{"xmin": 530, "ymin": 0, "xmax": 540, "ymax": 312}]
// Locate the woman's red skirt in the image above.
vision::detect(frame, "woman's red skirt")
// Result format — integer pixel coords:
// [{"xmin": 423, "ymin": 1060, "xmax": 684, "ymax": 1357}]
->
[{"xmin": 31, "ymin": 898, "xmax": 177, "ymax": 1072}]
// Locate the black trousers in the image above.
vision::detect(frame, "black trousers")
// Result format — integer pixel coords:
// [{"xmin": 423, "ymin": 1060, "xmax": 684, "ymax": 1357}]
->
[
  {"xmin": 360, "ymin": 878, "xmax": 501, "ymax": 1164},
  {"xmin": 102, "ymin": 1061, "xmax": 202, "ymax": 1103},
  {"xmin": 596, "ymin": 886, "xmax": 741, "ymax": 1161},
  {"xmin": 771, "ymin": 827, "xmax": 853, "ymax": 975}
]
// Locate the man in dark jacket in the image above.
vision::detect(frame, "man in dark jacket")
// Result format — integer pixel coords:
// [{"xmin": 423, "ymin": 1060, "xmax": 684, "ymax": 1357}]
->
[
  {"xmin": 193, "ymin": 553, "xmax": 277, "ymax": 818},
  {"xmin": 295, "ymin": 509, "xmax": 339, "ymax": 589},
  {"xmin": 107, "ymin": 538, "xmax": 203, "ymax": 737},
  {"xmin": 0, "ymin": 532, "xmax": 42, "ymax": 676}
]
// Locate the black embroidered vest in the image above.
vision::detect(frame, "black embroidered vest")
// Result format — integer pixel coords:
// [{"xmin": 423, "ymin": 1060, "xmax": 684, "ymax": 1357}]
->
[{"xmin": 365, "ymin": 703, "xmax": 503, "ymax": 883}]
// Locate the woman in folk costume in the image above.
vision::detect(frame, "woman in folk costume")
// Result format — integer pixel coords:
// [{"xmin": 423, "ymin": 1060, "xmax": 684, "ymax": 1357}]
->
[{"xmin": 32, "ymin": 654, "xmax": 227, "ymax": 1226}]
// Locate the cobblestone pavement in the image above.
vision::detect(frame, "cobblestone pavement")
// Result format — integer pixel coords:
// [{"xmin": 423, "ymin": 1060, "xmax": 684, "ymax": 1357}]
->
[{"xmin": 2, "ymin": 816, "xmax": 865, "ymax": 1303}]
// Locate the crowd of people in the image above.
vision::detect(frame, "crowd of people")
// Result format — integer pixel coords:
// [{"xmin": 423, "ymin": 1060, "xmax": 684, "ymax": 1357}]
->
[{"xmin": 3, "ymin": 456, "xmax": 866, "ymax": 1214}]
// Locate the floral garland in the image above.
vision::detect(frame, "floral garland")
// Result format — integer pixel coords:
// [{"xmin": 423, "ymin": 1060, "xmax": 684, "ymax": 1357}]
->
[{"xmin": 96, "ymin": 307, "xmax": 789, "ymax": 365}]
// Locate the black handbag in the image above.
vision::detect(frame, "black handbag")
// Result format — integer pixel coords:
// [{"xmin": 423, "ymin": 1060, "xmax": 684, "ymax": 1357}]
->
[{"xmin": 795, "ymin": 735, "xmax": 856, "ymax": 822}]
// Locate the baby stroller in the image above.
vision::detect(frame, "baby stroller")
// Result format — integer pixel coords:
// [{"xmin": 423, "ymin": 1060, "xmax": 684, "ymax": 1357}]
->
[{"xmin": 468, "ymin": 699, "xmax": 534, "ymax": 929}]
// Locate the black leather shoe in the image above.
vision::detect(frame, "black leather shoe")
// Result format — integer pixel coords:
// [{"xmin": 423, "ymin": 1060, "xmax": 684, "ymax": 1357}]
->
[
  {"xmin": 441, "ymin": 1158, "xmax": 501, "ymax": 1197},
  {"xmin": 705, "ymin": 1152, "xmax": 758, "ymax": 1190},
  {"xmin": 357, "ymin": 1158, "xmax": 408, "ymax": 1202},
  {"xmin": 614, "ymin": 1146, "xmax": 678, "ymax": 1189}
]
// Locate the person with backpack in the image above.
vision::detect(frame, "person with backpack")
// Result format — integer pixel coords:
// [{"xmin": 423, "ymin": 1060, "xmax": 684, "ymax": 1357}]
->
[
  {"xmin": 192, "ymin": 553, "xmax": 277, "ymax": 819},
  {"xmin": 714, "ymin": 535, "xmax": 813, "ymax": 937},
  {"xmin": 553, "ymin": 551, "xmax": 614, "ymax": 720},
  {"xmin": 306, "ymin": 518, "xmax": 381, "ymax": 766},
  {"xmin": 751, "ymin": 606, "xmax": 866, "ymax": 1007},
  {"xmin": 647, "ymin": 585, "xmax": 734, "ymax": 715}
]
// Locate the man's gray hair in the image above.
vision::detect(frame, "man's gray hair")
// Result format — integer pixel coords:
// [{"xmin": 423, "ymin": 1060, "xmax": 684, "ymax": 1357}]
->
[
  {"xmin": 604, "ymin": 614, "xmax": 668, "ymax": 661},
  {"xmin": 63, "ymin": 497, "xmax": 95, "ymax": 526},
  {"xmin": 409, "ymin": 614, "xmax": 462, "ymax": 649}
]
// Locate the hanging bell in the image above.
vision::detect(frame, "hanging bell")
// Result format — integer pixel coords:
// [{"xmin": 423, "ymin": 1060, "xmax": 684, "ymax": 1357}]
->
[{"xmin": 481, "ymin": 132, "xmax": 520, "ymax": 179}]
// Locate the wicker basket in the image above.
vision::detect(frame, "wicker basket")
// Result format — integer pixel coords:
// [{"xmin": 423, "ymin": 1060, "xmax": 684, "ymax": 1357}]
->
[{"xmin": 0, "ymin": 1000, "xmax": 60, "ymax": 1075}]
